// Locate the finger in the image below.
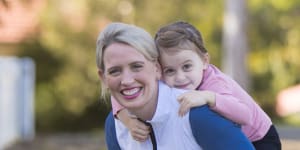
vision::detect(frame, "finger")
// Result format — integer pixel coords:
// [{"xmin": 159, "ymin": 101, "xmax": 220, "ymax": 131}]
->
[
  {"xmin": 177, "ymin": 96, "xmax": 183, "ymax": 103},
  {"xmin": 179, "ymin": 100, "xmax": 190, "ymax": 117},
  {"xmin": 130, "ymin": 118, "xmax": 148, "ymax": 130},
  {"xmin": 132, "ymin": 127, "xmax": 151, "ymax": 136},
  {"xmin": 132, "ymin": 130, "xmax": 150, "ymax": 140},
  {"xmin": 136, "ymin": 121, "xmax": 151, "ymax": 131},
  {"xmin": 133, "ymin": 134, "xmax": 149, "ymax": 142},
  {"xmin": 139, "ymin": 134, "xmax": 150, "ymax": 142},
  {"xmin": 181, "ymin": 103, "xmax": 190, "ymax": 116},
  {"xmin": 178, "ymin": 100, "xmax": 187, "ymax": 117},
  {"xmin": 129, "ymin": 115, "xmax": 138, "ymax": 119},
  {"xmin": 138, "ymin": 124, "xmax": 150, "ymax": 131},
  {"xmin": 177, "ymin": 93, "xmax": 186, "ymax": 102},
  {"xmin": 138, "ymin": 134, "xmax": 150, "ymax": 142}
]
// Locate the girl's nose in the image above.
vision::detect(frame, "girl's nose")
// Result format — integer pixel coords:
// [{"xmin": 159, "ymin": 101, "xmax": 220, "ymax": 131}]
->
[{"xmin": 175, "ymin": 71, "xmax": 185, "ymax": 82}]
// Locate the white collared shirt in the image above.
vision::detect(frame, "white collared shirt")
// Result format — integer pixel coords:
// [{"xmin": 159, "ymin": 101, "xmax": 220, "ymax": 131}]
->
[{"xmin": 115, "ymin": 81, "xmax": 202, "ymax": 150}]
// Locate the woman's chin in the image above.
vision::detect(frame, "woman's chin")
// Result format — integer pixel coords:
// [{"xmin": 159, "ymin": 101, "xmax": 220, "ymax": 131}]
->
[{"xmin": 122, "ymin": 99, "xmax": 146, "ymax": 110}]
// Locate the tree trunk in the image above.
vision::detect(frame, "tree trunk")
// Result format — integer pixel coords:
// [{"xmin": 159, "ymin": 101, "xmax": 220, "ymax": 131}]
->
[{"xmin": 222, "ymin": 0, "xmax": 249, "ymax": 90}]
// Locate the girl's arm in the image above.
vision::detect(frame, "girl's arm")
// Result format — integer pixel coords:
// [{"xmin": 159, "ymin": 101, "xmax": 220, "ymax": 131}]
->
[
  {"xmin": 111, "ymin": 96, "xmax": 125, "ymax": 117},
  {"xmin": 177, "ymin": 90, "xmax": 216, "ymax": 117},
  {"xmin": 178, "ymin": 82, "xmax": 253, "ymax": 125},
  {"xmin": 209, "ymin": 92, "xmax": 253, "ymax": 125},
  {"xmin": 203, "ymin": 80, "xmax": 253, "ymax": 125},
  {"xmin": 111, "ymin": 96, "xmax": 150, "ymax": 141}
]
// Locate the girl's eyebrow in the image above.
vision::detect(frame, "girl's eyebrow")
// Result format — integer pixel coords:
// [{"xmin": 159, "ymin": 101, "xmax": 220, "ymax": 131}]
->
[
  {"xmin": 182, "ymin": 59, "xmax": 192, "ymax": 64},
  {"xmin": 162, "ymin": 65, "xmax": 173, "ymax": 71},
  {"xmin": 179, "ymin": 59, "xmax": 193, "ymax": 67},
  {"xmin": 162, "ymin": 59, "xmax": 192, "ymax": 69}
]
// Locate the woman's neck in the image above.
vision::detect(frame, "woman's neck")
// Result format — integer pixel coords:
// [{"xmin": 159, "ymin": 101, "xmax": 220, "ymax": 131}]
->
[{"xmin": 129, "ymin": 87, "xmax": 159, "ymax": 121}]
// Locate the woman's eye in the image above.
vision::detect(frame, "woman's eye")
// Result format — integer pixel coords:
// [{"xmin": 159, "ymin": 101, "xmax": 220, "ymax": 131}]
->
[
  {"xmin": 183, "ymin": 64, "xmax": 193, "ymax": 71},
  {"xmin": 132, "ymin": 64, "xmax": 143, "ymax": 71},
  {"xmin": 108, "ymin": 69, "xmax": 121, "ymax": 76}
]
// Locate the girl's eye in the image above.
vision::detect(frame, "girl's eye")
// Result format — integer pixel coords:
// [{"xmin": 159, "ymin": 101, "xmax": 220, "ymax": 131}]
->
[
  {"xmin": 163, "ymin": 68, "xmax": 176, "ymax": 76},
  {"xmin": 183, "ymin": 64, "xmax": 193, "ymax": 72}
]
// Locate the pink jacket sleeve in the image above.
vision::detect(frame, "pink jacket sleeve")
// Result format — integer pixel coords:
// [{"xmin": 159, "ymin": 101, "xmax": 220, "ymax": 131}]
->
[
  {"xmin": 210, "ymin": 93, "xmax": 253, "ymax": 125},
  {"xmin": 111, "ymin": 96, "xmax": 125, "ymax": 117},
  {"xmin": 205, "ymin": 79, "xmax": 253, "ymax": 126}
]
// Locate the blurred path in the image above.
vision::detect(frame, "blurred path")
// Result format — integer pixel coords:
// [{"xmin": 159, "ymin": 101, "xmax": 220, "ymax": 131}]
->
[
  {"xmin": 277, "ymin": 125, "xmax": 300, "ymax": 140},
  {"xmin": 5, "ymin": 132, "xmax": 107, "ymax": 150},
  {"xmin": 277, "ymin": 125, "xmax": 300, "ymax": 150},
  {"xmin": 5, "ymin": 126, "xmax": 300, "ymax": 150}
]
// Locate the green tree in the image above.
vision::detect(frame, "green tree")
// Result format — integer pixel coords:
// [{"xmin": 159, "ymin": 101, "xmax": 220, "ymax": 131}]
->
[
  {"xmin": 8, "ymin": 0, "xmax": 299, "ymax": 131},
  {"xmin": 247, "ymin": 0, "xmax": 300, "ymax": 120}
]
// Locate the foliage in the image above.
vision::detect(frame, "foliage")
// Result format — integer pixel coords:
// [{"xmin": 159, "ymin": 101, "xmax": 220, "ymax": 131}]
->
[
  {"xmin": 10, "ymin": 0, "xmax": 300, "ymax": 131},
  {"xmin": 248, "ymin": 0, "xmax": 300, "ymax": 118}
]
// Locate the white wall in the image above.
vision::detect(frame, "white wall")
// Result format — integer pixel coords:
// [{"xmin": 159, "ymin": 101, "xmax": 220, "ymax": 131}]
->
[{"xmin": 0, "ymin": 57, "xmax": 35, "ymax": 150}]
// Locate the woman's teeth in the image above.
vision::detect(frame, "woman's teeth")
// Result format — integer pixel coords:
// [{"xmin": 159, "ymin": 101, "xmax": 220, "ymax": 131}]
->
[{"xmin": 122, "ymin": 88, "xmax": 139, "ymax": 96}]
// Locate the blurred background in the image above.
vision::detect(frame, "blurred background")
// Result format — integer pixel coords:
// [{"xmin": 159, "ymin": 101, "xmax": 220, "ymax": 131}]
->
[{"xmin": 0, "ymin": 0, "xmax": 299, "ymax": 149}]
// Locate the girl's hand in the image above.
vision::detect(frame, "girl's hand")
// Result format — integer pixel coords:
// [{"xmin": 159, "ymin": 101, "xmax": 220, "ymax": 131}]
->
[
  {"xmin": 127, "ymin": 116, "xmax": 150, "ymax": 142},
  {"xmin": 177, "ymin": 90, "xmax": 215, "ymax": 117},
  {"xmin": 117, "ymin": 109, "xmax": 150, "ymax": 142}
]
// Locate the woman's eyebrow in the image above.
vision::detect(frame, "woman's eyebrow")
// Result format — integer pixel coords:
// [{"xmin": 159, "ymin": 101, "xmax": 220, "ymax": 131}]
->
[
  {"xmin": 129, "ymin": 61, "xmax": 145, "ymax": 65},
  {"xmin": 107, "ymin": 66, "xmax": 120, "ymax": 72}
]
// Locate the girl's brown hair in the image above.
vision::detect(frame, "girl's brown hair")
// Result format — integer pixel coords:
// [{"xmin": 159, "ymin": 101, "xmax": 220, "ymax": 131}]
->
[{"xmin": 155, "ymin": 21, "xmax": 208, "ymax": 58}]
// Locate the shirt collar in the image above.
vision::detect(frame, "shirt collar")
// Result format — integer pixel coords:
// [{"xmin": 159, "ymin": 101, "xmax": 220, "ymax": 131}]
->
[{"xmin": 148, "ymin": 81, "xmax": 171, "ymax": 126}]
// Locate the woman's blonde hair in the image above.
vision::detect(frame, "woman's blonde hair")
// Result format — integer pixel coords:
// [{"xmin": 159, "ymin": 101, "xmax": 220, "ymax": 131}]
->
[{"xmin": 96, "ymin": 22, "xmax": 159, "ymax": 98}]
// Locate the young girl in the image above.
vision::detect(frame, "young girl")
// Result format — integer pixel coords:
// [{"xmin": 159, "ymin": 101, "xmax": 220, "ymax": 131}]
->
[{"xmin": 112, "ymin": 21, "xmax": 281, "ymax": 150}]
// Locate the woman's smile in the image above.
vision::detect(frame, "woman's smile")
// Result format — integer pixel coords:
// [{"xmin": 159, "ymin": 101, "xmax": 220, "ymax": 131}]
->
[{"xmin": 121, "ymin": 87, "xmax": 143, "ymax": 100}]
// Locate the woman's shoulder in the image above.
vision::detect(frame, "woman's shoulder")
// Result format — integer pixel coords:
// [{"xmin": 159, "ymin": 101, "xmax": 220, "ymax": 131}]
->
[{"xmin": 158, "ymin": 81, "xmax": 188, "ymax": 97}]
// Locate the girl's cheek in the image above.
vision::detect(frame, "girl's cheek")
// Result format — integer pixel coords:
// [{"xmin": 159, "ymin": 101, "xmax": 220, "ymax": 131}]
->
[{"xmin": 164, "ymin": 78, "xmax": 173, "ymax": 86}]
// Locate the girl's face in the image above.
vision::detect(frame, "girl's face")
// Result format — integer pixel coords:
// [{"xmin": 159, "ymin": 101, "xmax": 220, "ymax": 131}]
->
[
  {"xmin": 99, "ymin": 43, "xmax": 161, "ymax": 111},
  {"xmin": 159, "ymin": 48, "xmax": 208, "ymax": 90}
]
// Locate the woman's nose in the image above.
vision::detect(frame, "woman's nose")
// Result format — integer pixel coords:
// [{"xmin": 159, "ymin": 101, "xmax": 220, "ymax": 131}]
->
[{"xmin": 120, "ymin": 71, "xmax": 135, "ymax": 85}]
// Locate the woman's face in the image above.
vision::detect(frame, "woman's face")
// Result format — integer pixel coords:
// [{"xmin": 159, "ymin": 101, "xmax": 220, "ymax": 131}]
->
[{"xmin": 99, "ymin": 43, "xmax": 161, "ymax": 110}]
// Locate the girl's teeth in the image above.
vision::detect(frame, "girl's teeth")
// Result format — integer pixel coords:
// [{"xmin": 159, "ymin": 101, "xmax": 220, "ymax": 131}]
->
[{"xmin": 123, "ymin": 88, "xmax": 139, "ymax": 95}]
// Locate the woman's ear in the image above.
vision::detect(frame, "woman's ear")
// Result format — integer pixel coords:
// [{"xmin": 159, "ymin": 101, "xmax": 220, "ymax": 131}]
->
[
  {"xmin": 203, "ymin": 53, "xmax": 210, "ymax": 69},
  {"xmin": 154, "ymin": 60, "xmax": 162, "ymax": 80},
  {"xmin": 98, "ymin": 69, "xmax": 109, "ymax": 96},
  {"xmin": 98, "ymin": 69, "xmax": 106, "ymax": 84}
]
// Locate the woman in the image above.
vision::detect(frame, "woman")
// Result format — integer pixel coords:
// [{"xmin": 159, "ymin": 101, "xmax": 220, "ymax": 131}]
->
[{"xmin": 96, "ymin": 22, "xmax": 254, "ymax": 150}]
